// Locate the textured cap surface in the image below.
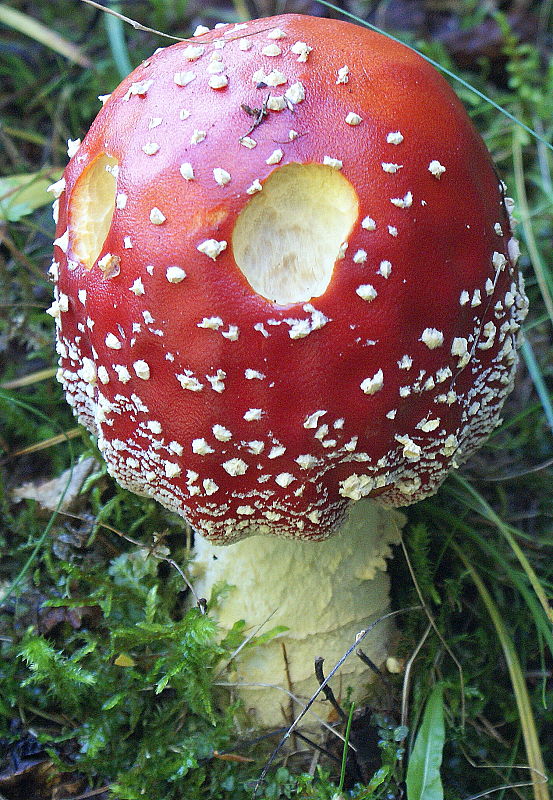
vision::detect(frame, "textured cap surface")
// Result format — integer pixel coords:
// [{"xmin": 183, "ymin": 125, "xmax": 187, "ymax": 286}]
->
[{"xmin": 50, "ymin": 14, "xmax": 528, "ymax": 542}]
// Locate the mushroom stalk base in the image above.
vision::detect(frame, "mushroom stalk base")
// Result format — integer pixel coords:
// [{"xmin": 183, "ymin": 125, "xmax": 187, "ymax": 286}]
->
[{"xmin": 191, "ymin": 499, "xmax": 404, "ymax": 729}]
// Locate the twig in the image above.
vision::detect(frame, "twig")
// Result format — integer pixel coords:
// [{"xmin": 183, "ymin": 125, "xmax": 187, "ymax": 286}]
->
[
  {"xmin": 314, "ymin": 656, "xmax": 348, "ymax": 722},
  {"xmin": 252, "ymin": 605, "xmax": 421, "ymax": 798}
]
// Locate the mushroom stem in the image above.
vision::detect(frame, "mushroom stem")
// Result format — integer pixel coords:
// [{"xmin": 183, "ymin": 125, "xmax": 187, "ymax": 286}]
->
[{"xmin": 191, "ymin": 499, "xmax": 405, "ymax": 729}]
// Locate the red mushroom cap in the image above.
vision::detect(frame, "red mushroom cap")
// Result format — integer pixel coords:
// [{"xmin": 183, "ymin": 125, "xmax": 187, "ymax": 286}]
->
[{"xmin": 50, "ymin": 14, "xmax": 528, "ymax": 542}]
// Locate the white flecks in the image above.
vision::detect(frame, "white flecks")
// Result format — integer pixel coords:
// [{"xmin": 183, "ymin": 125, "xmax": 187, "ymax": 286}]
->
[
  {"xmin": 105, "ymin": 333, "xmax": 122, "ymax": 350},
  {"xmin": 142, "ymin": 310, "xmax": 155, "ymax": 325},
  {"xmin": 174, "ymin": 71, "xmax": 196, "ymax": 87},
  {"xmin": 508, "ymin": 238, "xmax": 520, "ymax": 264},
  {"xmin": 245, "ymin": 369, "xmax": 265, "ymax": 380},
  {"xmin": 418, "ymin": 417, "xmax": 440, "ymax": 432},
  {"xmin": 356, "ymin": 284, "xmax": 377, "ymax": 302},
  {"xmin": 471, "ymin": 289, "xmax": 482, "ymax": 307},
  {"xmin": 223, "ymin": 458, "xmax": 248, "ymax": 476},
  {"xmin": 197, "ymin": 239, "xmax": 227, "ymax": 260},
  {"xmin": 240, "ymin": 136, "xmax": 257, "ymax": 149},
  {"xmin": 262, "ymin": 43, "xmax": 282, "ymax": 57},
  {"xmin": 239, "ymin": 38, "xmax": 252, "ymax": 51},
  {"xmin": 209, "ymin": 74, "xmax": 228, "ymax": 89},
  {"xmin": 420, "ymin": 328, "xmax": 444, "ymax": 349},
  {"xmin": 459, "ymin": 290, "xmax": 470, "ymax": 306},
  {"xmin": 169, "ymin": 441, "xmax": 183, "ymax": 455},
  {"xmin": 323, "ymin": 156, "xmax": 343, "ymax": 170},
  {"xmin": 142, "ymin": 141, "xmax": 160, "ymax": 155},
  {"xmin": 492, "ymin": 251, "xmax": 508, "ymax": 270},
  {"xmin": 377, "ymin": 260, "xmax": 392, "ymax": 278},
  {"xmin": 192, "ymin": 438, "xmax": 214, "ymax": 455},
  {"xmin": 237, "ymin": 505, "xmax": 255, "ymax": 516},
  {"xmin": 253, "ymin": 322, "xmax": 269, "ymax": 337},
  {"xmin": 203, "ymin": 479, "xmax": 219, "ymax": 496},
  {"xmin": 361, "ymin": 216, "xmax": 376, "ymax": 231},
  {"xmin": 123, "ymin": 236, "xmax": 133, "ymax": 249},
  {"xmin": 47, "ymin": 178, "xmax": 65, "ymax": 199},
  {"xmin": 494, "ymin": 222, "xmax": 503, "ymax": 236},
  {"xmin": 382, "ymin": 162, "xmax": 402, "ymax": 174},
  {"xmin": 213, "ymin": 167, "xmax": 231, "ymax": 186},
  {"xmin": 246, "ymin": 179, "xmax": 263, "ymax": 194},
  {"xmin": 289, "ymin": 129, "xmax": 299, "ymax": 140},
  {"xmin": 190, "ymin": 129, "xmax": 207, "ymax": 144},
  {"xmin": 247, "ymin": 441, "xmax": 264, "ymax": 456},
  {"xmin": 387, "ymin": 225, "xmax": 398, "ymax": 237},
  {"xmin": 267, "ymin": 95, "xmax": 286, "ymax": 111},
  {"xmin": 304, "ymin": 410, "xmax": 326, "ymax": 429},
  {"xmin": 114, "ymin": 365, "xmax": 131, "ymax": 383},
  {"xmin": 360, "ymin": 369, "xmax": 384, "ymax": 395},
  {"xmin": 53, "ymin": 230, "xmax": 69, "ymax": 253},
  {"xmin": 267, "ymin": 27, "xmax": 286, "ymax": 39},
  {"xmin": 177, "ymin": 372, "xmax": 204, "ymax": 392},
  {"xmin": 353, "ymin": 249, "xmax": 367, "ymax": 264},
  {"xmin": 133, "ymin": 360, "xmax": 150, "ymax": 380},
  {"xmin": 98, "ymin": 93, "xmax": 111, "ymax": 105},
  {"xmin": 97, "ymin": 366, "xmax": 110, "ymax": 385},
  {"xmin": 291, "ymin": 41, "xmax": 312, "ymax": 62},
  {"xmin": 206, "ymin": 370, "xmax": 226, "ymax": 393},
  {"xmin": 193, "ymin": 24, "xmax": 210, "ymax": 35},
  {"xmin": 179, "ymin": 162, "xmax": 195, "ymax": 180},
  {"xmin": 147, "ymin": 420, "xmax": 162, "ymax": 434},
  {"xmin": 116, "ymin": 192, "xmax": 128, "ymax": 210},
  {"xmin": 336, "ymin": 65, "xmax": 349, "ymax": 84},
  {"xmin": 207, "ymin": 61, "xmax": 225, "ymax": 75},
  {"xmin": 485, "ymin": 278, "xmax": 495, "ymax": 296},
  {"xmin": 124, "ymin": 79, "xmax": 153, "ymax": 99},
  {"xmin": 275, "ymin": 472, "xmax": 294, "ymax": 488},
  {"xmin": 183, "ymin": 44, "xmax": 205, "ymax": 60},
  {"xmin": 390, "ymin": 191, "xmax": 413, "ymax": 208},
  {"xmin": 67, "ymin": 138, "xmax": 81, "ymax": 158},
  {"xmin": 266, "ymin": 148, "xmax": 284, "ymax": 165},
  {"xmin": 395, "ymin": 435, "xmax": 422, "ymax": 461},
  {"xmin": 213, "ymin": 424, "xmax": 232, "ymax": 442},
  {"xmin": 339, "ymin": 474, "xmax": 374, "ymax": 501},
  {"xmin": 296, "ymin": 454, "xmax": 317, "ymax": 469},
  {"xmin": 345, "ymin": 111, "xmax": 362, "ymax": 126},
  {"xmin": 148, "ymin": 117, "xmax": 162, "ymax": 130},
  {"xmin": 244, "ymin": 408, "xmax": 263, "ymax": 422},
  {"xmin": 386, "ymin": 409, "xmax": 397, "ymax": 419},
  {"xmin": 166, "ymin": 266, "xmax": 186, "ymax": 283},
  {"xmin": 164, "ymin": 461, "xmax": 181, "ymax": 478},
  {"xmin": 386, "ymin": 131, "xmax": 404, "ymax": 144},
  {"xmin": 179, "ymin": 109, "xmax": 191, "ymax": 120},
  {"xmin": 428, "ymin": 160, "xmax": 446, "ymax": 178},
  {"xmin": 398, "ymin": 354, "xmax": 413, "ymax": 370},
  {"xmin": 97, "ymin": 253, "xmax": 121, "ymax": 276},
  {"xmin": 442, "ymin": 434, "xmax": 458, "ymax": 457},
  {"xmin": 149, "ymin": 207, "xmax": 166, "ymax": 225},
  {"xmin": 198, "ymin": 316, "xmax": 223, "ymax": 330},
  {"xmin": 451, "ymin": 337, "xmax": 469, "ymax": 366},
  {"xmin": 285, "ymin": 81, "xmax": 305, "ymax": 104},
  {"xmin": 79, "ymin": 358, "xmax": 96, "ymax": 384},
  {"xmin": 268, "ymin": 445, "xmax": 286, "ymax": 459},
  {"xmin": 221, "ymin": 325, "xmax": 239, "ymax": 341}
]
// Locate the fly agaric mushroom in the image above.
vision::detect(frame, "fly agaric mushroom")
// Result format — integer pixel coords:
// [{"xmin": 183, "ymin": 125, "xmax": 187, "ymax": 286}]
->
[{"xmin": 49, "ymin": 14, "xmax": 528, "ymax": 726}]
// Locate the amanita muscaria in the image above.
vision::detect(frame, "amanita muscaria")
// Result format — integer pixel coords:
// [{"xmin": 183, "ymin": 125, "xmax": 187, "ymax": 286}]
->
[{"xmin": 49, "ymin": 14, "xmax": 528, "ymax": 725}]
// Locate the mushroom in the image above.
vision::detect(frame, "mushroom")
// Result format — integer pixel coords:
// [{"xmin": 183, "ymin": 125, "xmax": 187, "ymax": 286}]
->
[{"xmin": 49, "ymin": 14, "xmax": 528, "ymax": 728}]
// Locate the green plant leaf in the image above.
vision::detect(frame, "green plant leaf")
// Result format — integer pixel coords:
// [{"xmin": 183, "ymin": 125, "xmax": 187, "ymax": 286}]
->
[
  {"xmin": 406, "ymin": 684, "xmax": 445, "ymax": 800},
  {"xmin": 0, "ymin": 171, "xmax": 61, "ymax": 222}
]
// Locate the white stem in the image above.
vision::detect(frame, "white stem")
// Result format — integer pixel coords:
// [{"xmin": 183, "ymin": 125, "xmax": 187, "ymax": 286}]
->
[{"xmin": 191, "ymin": 499, "xmax": 405, "ymax": 729}]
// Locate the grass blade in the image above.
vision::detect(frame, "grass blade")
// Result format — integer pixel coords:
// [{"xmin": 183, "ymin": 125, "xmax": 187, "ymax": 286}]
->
[
  {"xmin": 453, "ymin": 546, "xmax": 549, "ymax": 800},
  {"xmin": 0, "ymin": 4, "xmax": 91, "ymax": 66},
  {"xmin": 406, "ymin": 684, "xmax": 445, "ymax": 800}
]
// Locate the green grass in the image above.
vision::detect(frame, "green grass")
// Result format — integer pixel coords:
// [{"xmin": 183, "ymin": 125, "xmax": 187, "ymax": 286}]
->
[{"xmin": 1, "ymin": 1, "xmax": 552, "ymax": 798}]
